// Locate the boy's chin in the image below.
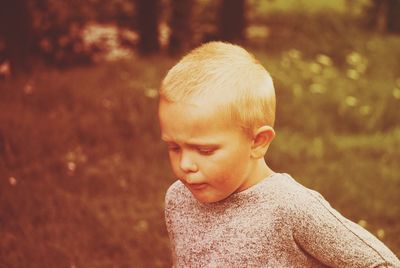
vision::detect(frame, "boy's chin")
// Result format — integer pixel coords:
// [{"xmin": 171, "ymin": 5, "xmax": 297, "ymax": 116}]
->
[{"xmin": 188, "ymin": 187, "xmax": 227, "ymax": 204}]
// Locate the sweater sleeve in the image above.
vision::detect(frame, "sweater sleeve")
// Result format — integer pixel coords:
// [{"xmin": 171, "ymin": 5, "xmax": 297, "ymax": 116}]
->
[
  {"xmin": 165, "ymin": 182, "xmax": 179, "ymax": 267},
  {"xmin": 292, "ymin": 190, "xmax": 400, "ymax": 268}
]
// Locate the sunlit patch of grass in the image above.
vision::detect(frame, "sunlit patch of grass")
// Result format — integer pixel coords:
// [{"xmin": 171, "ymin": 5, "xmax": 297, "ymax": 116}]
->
[{"xmin": 258, "ymin": 35, "xmax": 400, "ymax": 134}]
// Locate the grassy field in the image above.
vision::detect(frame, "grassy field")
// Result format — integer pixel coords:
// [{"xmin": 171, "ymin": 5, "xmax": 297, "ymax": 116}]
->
[{"xmin": 1, "ymin": 12, "xmax": 400, "ymax": 268}]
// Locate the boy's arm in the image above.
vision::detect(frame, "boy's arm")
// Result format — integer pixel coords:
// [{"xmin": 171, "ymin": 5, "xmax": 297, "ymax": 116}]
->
[
  {"xmin": 292, "ymin": 191, "xmax": 400, "ymax": 267},
  {"xmin": 164, "ymin": 183, "xmax": 178, "ymax": 267},
  {"xmin": 165, "ymin": 203, "xmax": 177, "ymax": 266}
]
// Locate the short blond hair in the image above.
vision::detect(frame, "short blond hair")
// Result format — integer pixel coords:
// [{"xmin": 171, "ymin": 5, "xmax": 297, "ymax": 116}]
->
[{"xmin": 160, "ymin": 41, "xmax": 275, "ymax": 136}]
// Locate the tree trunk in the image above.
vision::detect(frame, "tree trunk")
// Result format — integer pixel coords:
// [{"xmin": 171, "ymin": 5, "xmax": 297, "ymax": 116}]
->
[
  {"xmin": 168, "ymin": 0, "xmax": 194, "ymax": 55},
  {"xmin": 387, "ymin": 0, "xmax": 400, "ymax": 32},
  {"xmin": 136, "ymin": 0, "xmax": 160, "ymax": 55},
  {"xmin": 218, "ymin": 0, "xmax": 246, "ymax": 42},
  {"xmin": 371, "ymin": 0, "xmax": 400, "ymax": 33},
  {"xmin": 0, "ymin": 0, "xmax": 32, "ymax": 75}
]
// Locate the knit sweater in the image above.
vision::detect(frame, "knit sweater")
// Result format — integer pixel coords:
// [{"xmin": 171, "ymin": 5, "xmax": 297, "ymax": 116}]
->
[{"xmin": 164, "ymin": 173, "xmax": 400, "ymax": 267}]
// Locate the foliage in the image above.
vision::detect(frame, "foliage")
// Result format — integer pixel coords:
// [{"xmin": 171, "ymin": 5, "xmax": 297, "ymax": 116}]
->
[
  {"xmin": 3, "ymin": 0, "xmax": 399, "ymax": 71},
  {"xmin": 28, "ymin": 0, "xmax": 136, "ymax": 66}
]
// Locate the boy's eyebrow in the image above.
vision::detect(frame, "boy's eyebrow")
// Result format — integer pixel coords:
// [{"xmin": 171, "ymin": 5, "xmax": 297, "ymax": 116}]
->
[
  {"xmin": 161, "ymin": 137, "xmax": 219, "ymax": 147},
  {"xmin": 161, "ymin": 135, "xmax": 176, "ymax": 142},
  {"xmin": 186, "ymin": 142, "xmax": 219, "ymax": 148}
]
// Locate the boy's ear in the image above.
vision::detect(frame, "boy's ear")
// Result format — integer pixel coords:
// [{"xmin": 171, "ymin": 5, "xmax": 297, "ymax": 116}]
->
[{"xmin": 250, "ymin": 126, "xmax": 275, "ymax": 159}]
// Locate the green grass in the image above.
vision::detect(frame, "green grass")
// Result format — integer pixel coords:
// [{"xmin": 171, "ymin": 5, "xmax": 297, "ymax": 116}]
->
[
  {"xmin": 1, "ymin": 15, "xmax": 400, "ymax": 267},
  {"xmin": 250, "ymin": 0, "xmax": 348, "ymax": 13}
]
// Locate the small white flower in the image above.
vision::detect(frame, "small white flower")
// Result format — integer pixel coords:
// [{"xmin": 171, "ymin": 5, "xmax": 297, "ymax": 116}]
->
[
  {"xmin": 345, "ymin": 96, "xmax": 358, "ymax": 107},
  {"xmin": 145, "ymin": 88, "xmax": 158, "ymax": 98}
]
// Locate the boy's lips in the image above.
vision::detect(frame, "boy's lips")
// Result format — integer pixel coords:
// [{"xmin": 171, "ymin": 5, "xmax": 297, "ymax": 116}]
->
[{"xmin": 187, "ymin": 183, "xmax": 208, "ymax": 190}]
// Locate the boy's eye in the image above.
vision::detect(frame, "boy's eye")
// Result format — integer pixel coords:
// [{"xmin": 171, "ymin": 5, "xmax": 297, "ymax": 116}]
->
[
  {"xmin": 197, "ymin": 147, "xmax": 215, "ymax": 155},
  {"xmin": 167, "ymin": 144, "xmax": 180, "ymax": 152}
]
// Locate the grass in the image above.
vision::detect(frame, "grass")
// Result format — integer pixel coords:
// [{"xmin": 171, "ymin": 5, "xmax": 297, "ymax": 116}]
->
[
  {"xmin": 1, "ymin": 13, "xmax": 400, "ymax": 268},
  {"xmin": 0, "ymin": 59, "xmax": 175, "ymax": 267},
  {"xmin": 249, "ymin": 0, "xmax": 368, "ymax": 14}
]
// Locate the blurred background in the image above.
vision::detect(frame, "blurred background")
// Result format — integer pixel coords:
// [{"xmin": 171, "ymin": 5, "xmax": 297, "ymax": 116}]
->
[{"xmin": 0, "ymin": 0, "xmax": 399, "ymax": 267}]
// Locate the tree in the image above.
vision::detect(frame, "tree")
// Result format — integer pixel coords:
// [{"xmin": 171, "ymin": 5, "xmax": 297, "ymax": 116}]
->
[
  {"xmin": 30, "ymin": 0, "xmax": 97, "ymax": 67},
  {"xmin": 0, "ymin": 0, "xmax": 32, "ymax": 75},
  {"xmin": 136, "ymin": 0, "xmax": 160, "ymax": 55},
  {"xmin": 368, "ymin": 0, "xmax": 400, "ymax": 33},
  {"xmin": 168, "ymin": 0, "xmax": 194, "ymax": 55},
  {"xmin": 218, "ymin": 0, "xmax": 246, "ymax": 42}
]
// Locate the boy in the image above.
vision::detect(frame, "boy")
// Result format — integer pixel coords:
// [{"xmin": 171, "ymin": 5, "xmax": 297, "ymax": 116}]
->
[{"xmin": 158, "ymin": 42, "xmax": 400, "ymax": 267}]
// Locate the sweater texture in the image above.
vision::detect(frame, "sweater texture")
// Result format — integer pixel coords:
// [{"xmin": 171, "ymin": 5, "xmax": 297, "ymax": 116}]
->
[{"xmin": 165, "ymin": 173, "xmax": 400, "ymax": 267}]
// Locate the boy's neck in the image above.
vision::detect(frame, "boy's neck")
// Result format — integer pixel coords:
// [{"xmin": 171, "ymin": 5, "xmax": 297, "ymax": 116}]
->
[
  {"xmin": 238, "ymin": 159, "xmax": 274, "ymax": 193},
  {"xmin": 254, "ymin": 159, "xmax": 275, "ymax": 183}
]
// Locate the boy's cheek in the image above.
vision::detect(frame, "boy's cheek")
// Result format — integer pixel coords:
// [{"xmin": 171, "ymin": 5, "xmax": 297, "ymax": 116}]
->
[
  {"xmin": 170, "ymin": 165, "xmax": 183, "ymax": 179},
  {"xmin": 167, "ymin": 156, "xmax": 180, "ymax": 173}
]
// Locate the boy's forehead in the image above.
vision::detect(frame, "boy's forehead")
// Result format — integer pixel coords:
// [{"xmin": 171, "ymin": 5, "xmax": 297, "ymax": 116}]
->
[
  {"xmin": 159, "ymin": 98, "xmax": 230, "ymax": 124},
  {"xmin": 159, "ymin": 99, "xmax": 238, "ymax": 141}
]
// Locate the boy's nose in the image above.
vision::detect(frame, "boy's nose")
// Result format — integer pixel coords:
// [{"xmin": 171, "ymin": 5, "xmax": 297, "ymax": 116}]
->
[{"xmin": 179, "ymin": 152, "xmax": 198, "ymax": 173}]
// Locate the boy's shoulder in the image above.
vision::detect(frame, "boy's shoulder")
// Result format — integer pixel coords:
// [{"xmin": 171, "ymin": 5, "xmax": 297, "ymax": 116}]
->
[
  {"xmin": 165, "ymin": 180, "xmax": 186, "ymax": 197},
  {"xmin": 165, "ymin": 180, "xmax": 194, "ymax": 209},
  {"xmin": 254, "ymin": 173, "xmax": 322, "ymax": 204},
  {"xmin": 268, "ymin": 173, "xmax": 332, "ymax": 210},
  {"xmin": 239, "ymin": 173, "xmax": 337, "ymax": 222}
]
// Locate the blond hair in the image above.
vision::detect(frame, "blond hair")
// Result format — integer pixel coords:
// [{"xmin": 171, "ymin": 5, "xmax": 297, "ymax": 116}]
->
[{"xmin": 160, "ymin": 41, "xmax": 275, "ymax": 136}]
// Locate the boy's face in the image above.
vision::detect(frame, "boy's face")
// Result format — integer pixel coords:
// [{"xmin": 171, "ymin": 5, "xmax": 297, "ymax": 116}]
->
[{"xmin": 159, "ymin": 99, "xmax": 259, "ymax": 203}]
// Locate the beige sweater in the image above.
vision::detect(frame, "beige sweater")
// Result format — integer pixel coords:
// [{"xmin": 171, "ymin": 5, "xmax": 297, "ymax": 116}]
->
[{"xmin": 165, "ymin": 173, "xmax": 400, "ymax": 267}]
